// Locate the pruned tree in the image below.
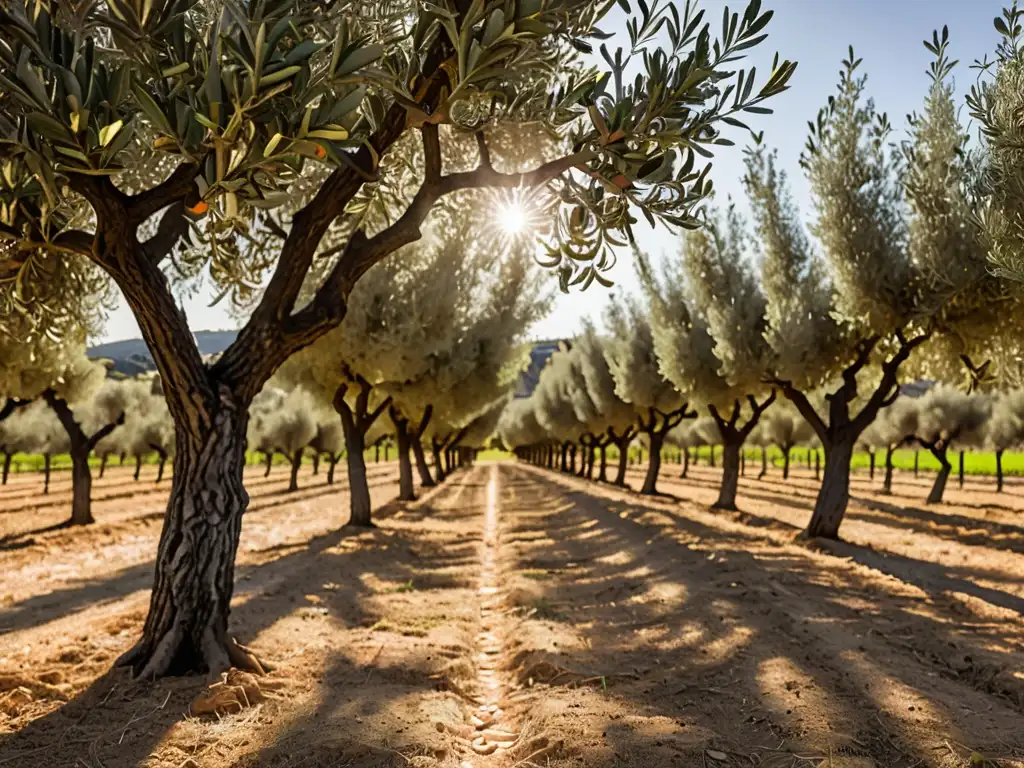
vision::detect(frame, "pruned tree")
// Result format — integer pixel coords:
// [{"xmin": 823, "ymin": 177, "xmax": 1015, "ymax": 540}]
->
[
  {"xmin": 0, "ymin": 0, "xmax": 794, "ymax": 677},
  {"xmin": 746, "ymin": 50, "xmax": 943, "ymax": 539},
  {"xmin": 642, "ymin": 206, "xmax": 776, "ymax": 510},
  {"xmin": 604, "ymin": 296, "xmax": 695, "ymax": 495},
  {"xmin": 576, "ymin": 321, "xmax": 637, "ymax": 485},
  {"xmin": 913, "ymin": 386, "xmax": 991, "ymax": 504}
]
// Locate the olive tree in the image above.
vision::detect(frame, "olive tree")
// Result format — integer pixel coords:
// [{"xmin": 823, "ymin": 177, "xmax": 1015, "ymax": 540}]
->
[
  {"xmin": 0, "ymin": 0, "xmax": 793, "ymax": 677},
  {"xmin": 868, "ymin": 396, "xmax": 919, "ymax": 494},
  {"xmin": 913, "ymin": 386, "xmax": 991, "ymax": 504},
  {"xmin": 497, "ymin": 395, "xmax": 549, "ymax": 464},
  {"xmin": 604, "ymin": 296, "xmax": 696, "ymax": 495},
  {"xmin": 759, "ymin": 403, "xmax": 812, "ymax": 481},
  {"xmin": 745, "ymin": 50, "xmax": 939, "ymax": 539},
  {"xmin": 642, "ymin": 208, "xmax": 776, "ymax": 510}
]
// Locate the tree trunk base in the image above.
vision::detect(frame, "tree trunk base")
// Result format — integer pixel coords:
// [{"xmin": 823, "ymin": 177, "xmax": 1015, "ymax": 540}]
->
[
  {"xmin": 342, "ymin": 519, "xmax": 377, "ymax": 530},
  {"xmin": 116, "ymin": 630, "xmax": 267, "ymax": 680}
]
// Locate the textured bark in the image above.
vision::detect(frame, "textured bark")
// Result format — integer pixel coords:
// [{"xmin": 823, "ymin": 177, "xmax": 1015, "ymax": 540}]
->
[
  {"xmin": 997, "ymin": 450, "xmax": 1004, "ymax": 493},
  {"xmin": 288, "ymin": 448, "xmax": 304, "ymax": 493},
  {"xmin": 391, "ymin": 408, "xmax": 415, "ymax": 501},
  {"xmin": 117, "ymin": 394, "xmax": 261, "ymax": 679},
  {"xmin": 805, "ymin": 438, "xmax": 855, "ymax": 539}
]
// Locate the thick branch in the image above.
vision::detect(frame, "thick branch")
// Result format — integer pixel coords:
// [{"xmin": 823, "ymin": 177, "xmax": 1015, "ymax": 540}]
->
[
  {"xmin": 127, "ymin": 162, "xmax": 201, "ymax": 226},
  {"xmin": 87, "ymin": 412, "xmax": 126, "ymax": 452},
  {"xmin": 141, "ymin": 202, "xmax": 192, "ymax": 265},
  {"xmin": 774, "ymin": 381, "xmax": 829, "ymax": 448}
]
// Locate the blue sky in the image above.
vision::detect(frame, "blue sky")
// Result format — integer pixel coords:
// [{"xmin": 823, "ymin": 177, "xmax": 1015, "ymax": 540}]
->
[{"xmin": 98, "ymin": 0, "xmax": 1007, "ymax": 344}]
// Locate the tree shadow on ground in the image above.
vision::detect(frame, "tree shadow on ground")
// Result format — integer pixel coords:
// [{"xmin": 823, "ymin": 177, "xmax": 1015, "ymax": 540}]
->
[
  {"xmin": 503, "ymin": 465, "xmax": 1024, "ymax": 767},
  {"xmin": 0, "ymin": 467, "xmax": 474, "ymax": 768}
]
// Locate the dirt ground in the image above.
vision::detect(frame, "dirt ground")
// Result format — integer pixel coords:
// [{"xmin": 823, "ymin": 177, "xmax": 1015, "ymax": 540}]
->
[{"xmin": 0, "ymin": 460, "xmax": 1022, "ymax": 767}]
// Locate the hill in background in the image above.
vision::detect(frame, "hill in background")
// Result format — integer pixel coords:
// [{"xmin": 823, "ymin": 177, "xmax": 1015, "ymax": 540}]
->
[{"xmin": 89, "ymin": 330, "xmax": 239, "ymax": 376}]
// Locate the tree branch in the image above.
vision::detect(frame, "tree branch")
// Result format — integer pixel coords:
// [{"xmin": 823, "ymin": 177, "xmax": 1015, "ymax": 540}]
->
[
  {"xmin": 127, "ymin": 162, "xmax": 201, "ymax": 226},
  {"xmin": 87, "ymin": 412, "xmax": 126, "ymax": 451},
  {"xmin": 422, "ymin": 124, "xmax": 442, "ymax": 184},
  {"xmin": 141, "ymin": 202, "xmax": 192, "ymax": 265},
  {"xmin": 475, "ymin": 131, "xmax": 492, "ymax": 171},
  {"xmin": 772, "ymin": 380, "xmax": 829, "ymax": 448}
]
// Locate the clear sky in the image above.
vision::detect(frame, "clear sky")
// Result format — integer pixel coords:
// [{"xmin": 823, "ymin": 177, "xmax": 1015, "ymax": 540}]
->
[{"xmin": 97, "ymin": 0, "xmax": 1007, "ymax": 345}]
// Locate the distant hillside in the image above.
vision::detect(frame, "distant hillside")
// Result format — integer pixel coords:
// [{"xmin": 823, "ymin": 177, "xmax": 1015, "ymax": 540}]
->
[{"xmin": 89, "ymin": 330, "xmax": 239, "ymax": 376}]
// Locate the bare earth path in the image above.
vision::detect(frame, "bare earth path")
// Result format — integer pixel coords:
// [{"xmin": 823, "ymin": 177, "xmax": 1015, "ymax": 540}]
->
[{"xmin": 1, "ymin": 461, "xmax": 1022, "ymax": 767}]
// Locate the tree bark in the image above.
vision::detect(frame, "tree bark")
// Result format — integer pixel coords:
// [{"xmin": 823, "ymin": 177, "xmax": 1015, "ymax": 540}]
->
[
  {"xmin": 707, "ymin": 395, "xmax": 775, "ymax": 511},
  {"xmin": 997, "ymin": 449, "xmax": 1004, "ymax": 493},
  {"xmin": 758, "ymin": 446, "xmax": 767, "ymax": 479},
  {"xmin": 43, "ymin": 453, "xmax": 51, "ymax": 494},
  {"xmin": 99, "ymin": 454, "xmax": 108, "ymax": 479},
  {"xmin": 958, "ymin": 450, "xmax": 965, "ymax": 489},
  {"xmin": 134, "ymin": 455, "xmax": 143, "ymax": 481},
  {"xmin": 569, "ymin": 443, "xmax": 577, "ymax": 474},
  {"xmin": 805, "ymin": 437, "xmax": 856, "ymax": 539},
  {"xmin": 431, "ymin": 438, "xmax": 448, "ymax": 483},
  {"xmin": 326, "ymin": 454, "xmax": 340, "ymax": 485},
  {"xmin": 926, "ymin": 445, "xmax": 952, "ymax": 504},
  {"xmin": 1, "ymin": 452, "xmax": 11, "ymax": 485},
  {"xmin": 681, "ymin": 446, "xmax": 689, "ymax": 479},
  {"xmin": 288, "ymin": 448, "xmax": 304, "ymax": 493},
  {"xmin": 391, "ymin": 408, "xmax": 415, "ymax": 501},
  {"xmin": 709, "ymin": 445, "xmax": 715, "ymax": 468},
  {"xmin": 782, "ymin": 447, "xmax": 791, "ymax": 480},
  {"xmin": 311, "ymin": 452, "xmax": 320, "ymax": 476},
  {"xmin": 913, "ymin": 450, "xmax": 919, "ymax": 477},
  {"xmin": 868, "ymin": 451, "xmax": 875, "ymax": 481},
  {"xmin": 814, "ymin": 449, "xmax": 821, "ymax": 480},
  {"xmin": 740, "ymin": 450, "xmax": 745, "ymax": 476},
  {"xmin": 116, "ymin": 398, "xmax": 261, "ymax": 679},
  {"xmin": 598, "ymin": 442, "xmax": 608, "ymax": 482},
  {"xmin": 375, "ymin": 443, "xmax": 380, "ymax": 463}
]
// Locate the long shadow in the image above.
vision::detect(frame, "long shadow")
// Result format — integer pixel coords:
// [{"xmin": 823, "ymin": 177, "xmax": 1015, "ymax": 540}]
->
[
  {"xmin": 0, "ymin": 470, "xmax": 470, "ymax": 768},
  {"xmin": 511, "ymin": 464, "xmax": 1024, "ymax": 762},
  {"xmin": 850, "ymin": 495, "xmax": 1024, "ymax": 556}
]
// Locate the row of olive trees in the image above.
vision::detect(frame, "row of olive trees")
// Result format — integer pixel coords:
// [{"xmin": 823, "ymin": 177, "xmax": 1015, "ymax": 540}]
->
[
  {"xmin": 0, "ymin": 0, "xmax": 795, "ymax": 678},
  {"xmin": 503, "ymin": 34, "xmax": 1024, "ymax": 540}
]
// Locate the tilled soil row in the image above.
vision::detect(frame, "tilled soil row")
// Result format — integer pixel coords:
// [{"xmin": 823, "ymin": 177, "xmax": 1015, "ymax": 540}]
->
[{"xmin": 498, "ymin": 463, "xmax": 1024, "ymax": 768}]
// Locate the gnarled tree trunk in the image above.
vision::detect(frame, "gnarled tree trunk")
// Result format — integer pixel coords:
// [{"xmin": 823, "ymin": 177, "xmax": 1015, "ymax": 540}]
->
[
  {"xmin": 117, "ymin": 397, "xmax": 261, "ymax": 679},
  {"xmin": 708, "ymin": 395, "xmax": 775, "ymax": 511},
  {"xmin": 641, "ymin": 434, "xmax": 663, "ymax": 495},
  {"xmin": 410, "ymin": 406, "xmax": 435, "ymax": 488}
]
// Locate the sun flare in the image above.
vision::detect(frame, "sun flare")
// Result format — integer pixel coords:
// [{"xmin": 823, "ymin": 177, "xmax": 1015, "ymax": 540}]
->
[{"xmin": 500, "ymin": 203, "xmax": 526, "ymax": 234}]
